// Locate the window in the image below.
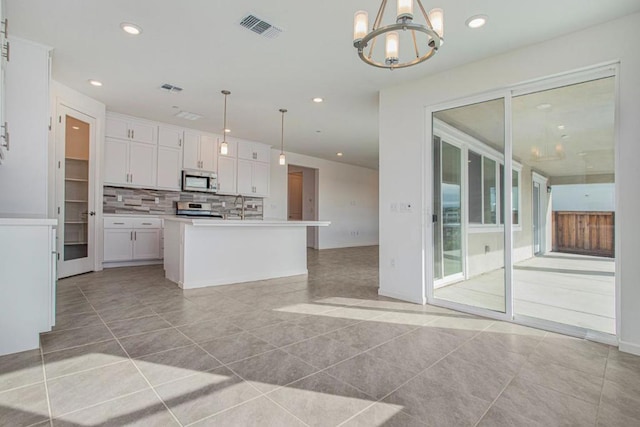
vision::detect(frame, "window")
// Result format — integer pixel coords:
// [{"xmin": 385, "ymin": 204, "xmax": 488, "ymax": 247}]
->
[{"xmin": 469, "ymin": 152, "xmax": 520, "ymax": 226}]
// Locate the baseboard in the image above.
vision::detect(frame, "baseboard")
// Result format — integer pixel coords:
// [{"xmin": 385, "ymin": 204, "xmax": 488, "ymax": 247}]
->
[
  {"xmin": 182, "ymin": 269, "xmax": 309, "ymax": 289},
  {"xmin": 619, "ymin": 340, "xmax": 640, "ymax": 356},
  {"xmin": 378, "ymin": 289, "xmax": 425, "ymax": 305},
  {"xmin": 103, "ymin": 260, "xmax": 163, "ymax": 269}
]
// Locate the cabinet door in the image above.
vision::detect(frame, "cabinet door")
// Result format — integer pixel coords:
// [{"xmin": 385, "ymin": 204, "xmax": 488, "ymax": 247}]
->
[
  {"xmin": 237, "ymin": 141, "xmax": 254, "ymax": 161},
  {"xmin": 129, "ymin": 142, "xmax": 157, "ymax": 187},
  {"xmin": 217, "ymin": 156, "xmax": 237, "ymax": 194},
  {"xmin": 105, "ymin": 116, "xmax": 129, "ymax": 140},
  {"xmin": 237, "ymin": 159, "xmax": 253, "ymax": 195},
  {"xmin": 158, "ymin": 126, "xmax": 183, "ymax": 149},
  {"xmin": 103, "ymin": 138, "xmax": 129, "ymax": 185},
  {"xmin": 104, "ymin": 229, "xmax": 133, "ymax": 261},
  {"xmin": 128, "ymin": 120, "xmax": 156, "ymax": 144},
  {"xmin": 252, "ymin": 161, "xmax": 270, "ymax": 197},
  {"xmin": 200, "ymin": 135, "xmax": 217, "ymax": 171},
  {"xmin": 132, "ymin": 229, "xmax": 160, "ymax": 260},
  {"xmin": 253, "ymin": 143, "xmax": 271, "ymax": 163},
  {"xmin": 183, "ymin": 131, "xmax": 200, "ymax": 169},
  {"xmin": 157, "ymin": 147, "xmax": 182, "ymax": 190}
]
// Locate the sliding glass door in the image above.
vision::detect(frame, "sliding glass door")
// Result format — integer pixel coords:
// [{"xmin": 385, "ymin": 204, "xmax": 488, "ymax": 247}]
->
[
  {"xmin": 427, "ymin": 67, "xmax": 617, "ymax": 339},
  {"xmin": 431, "ymin": 97, "xmax": 507, "ymax": 314}
]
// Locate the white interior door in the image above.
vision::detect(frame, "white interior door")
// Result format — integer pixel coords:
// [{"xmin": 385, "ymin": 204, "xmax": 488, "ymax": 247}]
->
[{"xmin": 57, "ymin": 106, "xmax": 97, "ymax": 278}]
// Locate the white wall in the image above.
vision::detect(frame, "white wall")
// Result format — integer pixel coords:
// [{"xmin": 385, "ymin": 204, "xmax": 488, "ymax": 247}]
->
[
  {"xmin": 0, "ymin": 37, "xmax": 50, "ymax": 215},
  {"xmin": 265, "ymin": 150, "xmax": 379, "ymax": 249},
  {"xmin": 552, "ymin": 183, "xmax": 615, "ymax": 211},
  {"xmin": 379, "ymin": 13, "xmax": 640, "ymax": 353}
]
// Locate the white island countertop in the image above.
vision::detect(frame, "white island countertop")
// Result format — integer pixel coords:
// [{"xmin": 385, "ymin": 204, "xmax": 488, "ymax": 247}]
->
[{"xmin": 163, "ymin": 215, "xmax": 330, "ymax": 227}]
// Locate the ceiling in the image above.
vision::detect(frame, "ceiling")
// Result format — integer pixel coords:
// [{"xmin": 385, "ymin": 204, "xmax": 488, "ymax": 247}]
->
[
  {"xmin": 7, "ymin": 1, "xmax": 639, "ymax": 170},
  {"xmin": 435, "ymin": 77, "xmax": 615, "ymax": 179}
]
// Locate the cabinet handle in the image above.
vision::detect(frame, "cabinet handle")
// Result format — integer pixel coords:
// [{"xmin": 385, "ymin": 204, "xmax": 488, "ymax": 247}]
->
[
  {"xmin": 142, "ymin": 222, "xmax": 152, "ymax": 225},
  {"xmin": 134, "ymin": 231, "xmax": 137, "ymax": 240},
  {"xmin": 1, "ymin": 19, "xmax": 8, "ymax": 37},
  {"xmin": 130, "ymin": 231, "xmax": 133, "ymax": 240},
  {"xmin": 114, "ymin": 222, "xmax": 125, "ymax": 225},
  {"xmin": 179, "ymin": 138, "xmax": 182, "ymax": 147},
  {"xmin": 127, "ymin": 129, "xmax": 130, "ymax": 139},
  {"xmin": 132, "ymin": 129, "xmax": 135, "ymax": 139},
  {"xmin": 131, "ymin": 173, "xmax": 133, "ymax": 183},
  {"xmin": 2, "ymin": 40, "xmax": 9, "ymax": 62},
  {"xmin": 1, "ymin": 122, "xmax": 9, "ymax": 151}
]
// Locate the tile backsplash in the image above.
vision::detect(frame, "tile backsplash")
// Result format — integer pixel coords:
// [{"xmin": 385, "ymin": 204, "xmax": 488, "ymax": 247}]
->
[{"xmin": 103, "ymin": 186, "xmax": 263, "ymax": 219}]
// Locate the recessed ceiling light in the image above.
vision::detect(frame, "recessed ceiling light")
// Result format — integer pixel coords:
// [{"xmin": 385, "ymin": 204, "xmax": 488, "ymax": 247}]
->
[
  {"xmin": 557, "ymin": 125, "xmax": 565, "ymax": 130},
  {"xmin": 120, "ymin": 22, "xmax": 142, "ymax": 35},
  {"xmin": 336, "ymin": 152, "xmax": 343, "ymax": 157},
  {"xmin": 312, "ymin": 97, "xmax": 324, "ymax": 103},
  {"xmin": 536, "ymin": 103, "xmax": 552, "ymax": 110},
  {"xmin": 224, "ymin": 128, "xmax": 231, "ymax": 133},
  {"xmin": 465, "ymin": 15, "xmax": 488, "ymax": 29},
  {"xmin": 88, "ymin": 79, "xmax": 103, "ymax": 87},
  {"xmin": 72, "ymin": 126, "xmax": 80, "ymax": 130}
]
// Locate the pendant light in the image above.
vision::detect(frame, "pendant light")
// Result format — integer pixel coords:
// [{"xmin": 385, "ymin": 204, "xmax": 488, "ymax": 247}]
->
[
  {"xmin": 279, "ymin": 108, "xmax": 287, "ymax": 166},
  {"xmin": 220, "ymin": 90, "xmax": 230, "ymax": 155}
]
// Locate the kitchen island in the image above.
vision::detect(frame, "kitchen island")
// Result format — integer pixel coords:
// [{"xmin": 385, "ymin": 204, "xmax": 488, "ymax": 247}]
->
[{"xmin": 163, "ymin": 216, "xmax": 330, "ymax": 289}]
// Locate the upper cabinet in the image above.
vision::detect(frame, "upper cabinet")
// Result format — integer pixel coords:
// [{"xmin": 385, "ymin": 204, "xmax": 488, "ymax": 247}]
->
[
  {"xmin": 158, "ymin": 125, "xmax": 183, "ymax": 149},
  {"xmin": 157, "ymin": 125, "xmax": 183, "ymax": 191},
  {"xmin": 106, "ymin": 114, "xmax": 156, "ymax": 145},
  {"xmin": 104, "ymin": 138, "xmax": 157, "ymax": 188},
  {"xmin": 183, "ymin": 131, "xmax": 217, "ymax": 172},
  {"xmin": 238, "ymin": 140, "xmax": 270, "ymax": 163}
]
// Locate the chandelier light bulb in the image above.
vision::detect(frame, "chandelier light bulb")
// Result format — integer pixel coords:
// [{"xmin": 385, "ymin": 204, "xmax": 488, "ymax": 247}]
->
[
  {"xmin": 279, "ymin": 153, "xmax": 286, "ymax": 166},
  {"xmin": 353, "ymin": 10, "xmax": 369, "ymax": 42},
  {"xmin": 220, "ymin": 141, "xmax": 228, "ymax": 155},
  {"xmin": 429, "ymin": 8, "xmax": 444, "ymax": 38},
  {"xmin": 385, "ymin": 31, "xmax": 400, "ymax": 65},
  {"xmin": 397, "ymin": 0, "xmax": 414, "ymax": 21}
]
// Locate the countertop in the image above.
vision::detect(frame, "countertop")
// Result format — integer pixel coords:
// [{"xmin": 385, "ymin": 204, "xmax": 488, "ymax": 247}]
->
[
  {"xmin": 163, "ymin": 215, "xmax": 330, "ymax": 227},
  {"xmin": 0, "ymin": 214, "xmax": 57, "ymax": 226}
]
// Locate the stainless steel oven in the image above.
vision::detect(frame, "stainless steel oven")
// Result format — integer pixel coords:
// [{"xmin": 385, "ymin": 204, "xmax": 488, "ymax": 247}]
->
[{"xmin": 182, "ymin": 169, "xmax": 218, "ymax": 193}]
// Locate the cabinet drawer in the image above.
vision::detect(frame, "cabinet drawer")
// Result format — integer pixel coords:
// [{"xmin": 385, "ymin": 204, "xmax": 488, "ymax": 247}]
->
[
  {"xmin": 133, "ymin": 218, "xmax": 162, "ymax": 229},
  {"xmin": 104, "ymin": 218, "xmax": 134, "ymax": 229}
]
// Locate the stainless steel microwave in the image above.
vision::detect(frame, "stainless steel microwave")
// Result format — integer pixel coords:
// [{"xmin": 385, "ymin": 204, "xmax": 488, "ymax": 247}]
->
[{"xmin": 182, "ymin": 169, "xmax": 218, "ymax": 193}]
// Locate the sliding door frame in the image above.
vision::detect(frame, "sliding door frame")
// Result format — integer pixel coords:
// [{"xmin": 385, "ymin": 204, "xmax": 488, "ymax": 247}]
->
[{"xmin": 424, "ymin": 62, "xmax": 620, "ymax": 345}]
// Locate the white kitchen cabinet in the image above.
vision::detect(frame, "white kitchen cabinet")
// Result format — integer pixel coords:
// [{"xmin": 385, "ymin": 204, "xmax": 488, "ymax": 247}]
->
[
  {"xmin": 103, "ymin": 217, "xmax": 162, "ymax": 264},
  {"xmin": 184, "ymin": 131, "xmax": 217, "ymax": 171},
  {"xmin": 238, "ymin": 140, "xmax": 270, "ymax": 163},
  {"xmin": 158, "ymin": 125, "xmax": 183, "ymax": 149},
  {"xmin": 106, "ymin": 114, "xmax": 156, "ymax": 145},
  {"xmin": 237, "ymin": 159, "xmax": 270, "ymax": 197},
  {"xmin": 0, "ymin": 218, "xmax": 57, "ymax": 356},
  {"xmin": 104, "ymin": 138, "xmax": 157, "ymax": 188},
  {"xmin": 217, "ymin": 156, "xmax": 237, "ymax": 195},
  {"xmin": 157, "ymin": 146, "xmax": 182, "ymax": 190}
]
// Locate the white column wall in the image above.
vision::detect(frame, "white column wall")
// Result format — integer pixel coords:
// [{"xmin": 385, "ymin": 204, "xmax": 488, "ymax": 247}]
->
[
  {"xmin": 379, "ymin": 13, "xmax": 640, "ymax": 352},
  {"xmin": 265, "ymin": 149, "xmax": 379, "ymax": 250}
]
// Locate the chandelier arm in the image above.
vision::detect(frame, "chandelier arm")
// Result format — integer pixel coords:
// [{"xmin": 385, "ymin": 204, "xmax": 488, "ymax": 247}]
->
[
  {"xmin": 416, "ymin": 0, "xmax": 433, "ymax": 29},
  {"xmin": 411, "ymin": 29, "xmax": 419, "ymax": 58},
  {"xmin": 367, "ymin": 36, "xmax": 378, "ymax": 60},
  {"xmin": 371, "ymin": 0, "xmax": 388, "ymax": 31}
]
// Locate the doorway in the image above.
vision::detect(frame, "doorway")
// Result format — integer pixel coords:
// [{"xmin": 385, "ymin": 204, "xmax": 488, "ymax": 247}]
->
[
  {"xmin": 287, "ymin": 165, "xmax": 319, "ymax": 248},
  {"xmin": 427, "ymin": 67, "xmax": 617, "ymax": 339},
  {"xmin": 56, "ymin": 106, "xmax": 97, "ymax": 278}
]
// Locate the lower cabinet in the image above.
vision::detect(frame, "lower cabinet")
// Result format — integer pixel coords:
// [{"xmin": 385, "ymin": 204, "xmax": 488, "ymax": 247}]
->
[{"xmin": 104, "ymin": 216, "xmax": 162, "ymax": 263}]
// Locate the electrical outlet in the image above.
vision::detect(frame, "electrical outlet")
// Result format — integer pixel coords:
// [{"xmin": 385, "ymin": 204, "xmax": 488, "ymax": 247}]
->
[
  {"xmin": 117, "ymin": 195, "xmax": 123, "ymax": 202},
  {"xmin": 221, "ymin": 201, "xmax": 226, "ymax": 208},
  {"xmin": 154, "ymin": 197, "xmax": 160, "ymax": 204}
]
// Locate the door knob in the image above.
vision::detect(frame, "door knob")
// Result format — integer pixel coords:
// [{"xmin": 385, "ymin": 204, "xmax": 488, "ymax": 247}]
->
[{"xmin": 89, "ymin": 212, "xmax": 96, "ymax": 216}]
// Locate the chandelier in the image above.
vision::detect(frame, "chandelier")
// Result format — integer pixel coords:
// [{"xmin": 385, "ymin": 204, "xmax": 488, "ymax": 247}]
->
[{"xmin": 353, "ymin": 0, "xmax": 444, "ymax": 70}]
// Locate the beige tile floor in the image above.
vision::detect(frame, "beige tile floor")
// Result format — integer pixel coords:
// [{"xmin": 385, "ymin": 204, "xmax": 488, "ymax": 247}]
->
[
  {"xmin": 436, "ymin": 252, "xmax": 616, "ymax": 334},
  {"xmin": 1, "ymin": 246, "xmax": 638, "ymax": 426}
]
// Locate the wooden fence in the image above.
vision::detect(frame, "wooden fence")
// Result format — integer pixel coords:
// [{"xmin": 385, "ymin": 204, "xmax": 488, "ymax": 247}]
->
[{"xmin": 552, "ymin": 211, "xmax": 614, "ymax": 257}]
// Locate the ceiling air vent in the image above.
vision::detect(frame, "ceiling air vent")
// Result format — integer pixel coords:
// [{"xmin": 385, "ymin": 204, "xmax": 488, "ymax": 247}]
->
[
  {"xmin": 239, "ymin": 14, "xmax": 283, "ymax": 39},
  {"xmin": 160, "ymin": 83, "xmax": 183, "ymax": 93},
  {"xmin": 175, "ymin": 110, "xmax": 202, "ymax": 121}
]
